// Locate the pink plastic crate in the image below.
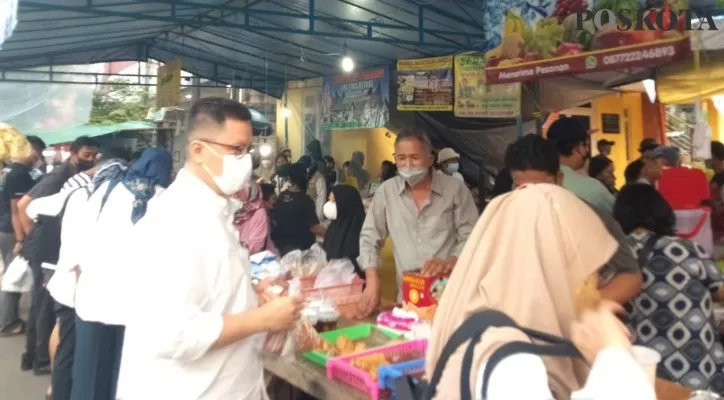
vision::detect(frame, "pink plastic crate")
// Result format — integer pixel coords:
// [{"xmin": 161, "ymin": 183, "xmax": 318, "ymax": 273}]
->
[{"xmin": 326, "ymin": 339, "xmax": 428, "ymax": 400}]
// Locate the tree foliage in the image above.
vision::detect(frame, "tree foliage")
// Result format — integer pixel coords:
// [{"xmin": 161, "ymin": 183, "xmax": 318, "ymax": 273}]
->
[{"xmin": 89, "ymin": 79, "xmax": 152, "ymax": 125}]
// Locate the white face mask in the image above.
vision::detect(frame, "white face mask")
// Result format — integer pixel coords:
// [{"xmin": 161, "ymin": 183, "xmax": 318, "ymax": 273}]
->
[
  {"xmin": 202, "ymin": 143, "xmax": 253, "ymax": 195},
  {"xmin": 323, "ymin": 201, "xmax": 337, "ymax": 220},
  {"xmin": 398, "ymin": 167, "xmax": 428, "ymax": 186}
]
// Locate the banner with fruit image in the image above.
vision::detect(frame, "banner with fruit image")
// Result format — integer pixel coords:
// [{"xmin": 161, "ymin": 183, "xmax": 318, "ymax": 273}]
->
[
  {"xmin": 485, "ymin": 0, "xmax": 692, "ymax": 84},
  {"xmin": 397, "ymin": 56, "xmax": 454, "ymax": 111},
  {"xmin": 454, "ymin": 55, "xmax": 522, "ymax": 118}
]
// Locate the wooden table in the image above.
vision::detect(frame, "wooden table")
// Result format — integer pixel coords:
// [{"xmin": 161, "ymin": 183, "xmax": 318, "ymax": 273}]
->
[
  {"xmin": 265, "ymin": 355, "xmax": 692, "ymax": 400},
  {"xmin": 264, "ymin": 354, "xmax": 367, "ymax": 400}
]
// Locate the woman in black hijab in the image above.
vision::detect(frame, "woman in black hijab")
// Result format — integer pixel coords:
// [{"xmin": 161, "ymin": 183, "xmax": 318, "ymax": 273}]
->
[{"xmin": 322, "ymin": 184, "xmax": 366, "ymax": 279}]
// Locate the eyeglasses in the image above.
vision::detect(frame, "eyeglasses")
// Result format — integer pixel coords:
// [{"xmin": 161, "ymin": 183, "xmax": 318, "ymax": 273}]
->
[{"xmin": 198, "ymin": 139, "xmax": 249, "ymax": 156}]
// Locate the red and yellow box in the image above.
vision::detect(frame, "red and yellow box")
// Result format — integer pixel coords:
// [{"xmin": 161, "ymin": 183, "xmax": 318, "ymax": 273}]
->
[{"xmin": 401, "ymin": 271, "xmax": 449, "ymax": 321}]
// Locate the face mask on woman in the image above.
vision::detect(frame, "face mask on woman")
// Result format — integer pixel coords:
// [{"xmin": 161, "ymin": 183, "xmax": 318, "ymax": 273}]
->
[
  {"xmin": 323, "ymin": 201, "xmax": 337, "ymax": 220},
  {"xmin": 447, "ymin": 163, "xmax": 459, "ymax": 174},
  {"xmin": 202, "ymin": 143, "xmax": 253, "ymax": 195}
]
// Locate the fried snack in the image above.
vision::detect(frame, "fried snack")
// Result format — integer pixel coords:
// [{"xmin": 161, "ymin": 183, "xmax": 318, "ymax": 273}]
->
[
  {"xmin": 574, "ymin": 275, "xmax": 601, "ymax": 317},
  {"xmin": 335, "ymin": 336, "xmax": 351, "ymax": 352},
  {"xmin": 351, "ymin": 353, "xmax": 389, "ymax": 380}
]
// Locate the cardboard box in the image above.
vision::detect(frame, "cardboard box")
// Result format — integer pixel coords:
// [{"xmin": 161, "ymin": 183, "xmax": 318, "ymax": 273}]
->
[{"xmin": 401, "ymin": 271, "xmax": 449, "ymax": 321}]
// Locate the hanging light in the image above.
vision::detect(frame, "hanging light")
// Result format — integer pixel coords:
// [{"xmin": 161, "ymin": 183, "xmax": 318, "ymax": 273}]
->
[
  {"xmin": 642, "ymin": 79, "xmax": 657, "ymax": 103},
  {"xmin": 341, "ymin": 56, "xmax": 355, "ymax": 73},
  {"xmin": 281, "ymin": 107, "xmax": 291, "ymax": 119}
]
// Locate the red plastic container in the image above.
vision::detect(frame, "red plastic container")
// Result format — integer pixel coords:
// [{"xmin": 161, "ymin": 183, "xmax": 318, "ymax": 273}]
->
[
  {"xmin": 658, "ymin": 167, "xmax": 709, "ymax": 209},
  {"xmin": 300, "ymin": 276, "xmax": 364, "ymax": 318},
  {"xmin": 326, "ymin": 339, "xmax": 428, "ymax": 400}
]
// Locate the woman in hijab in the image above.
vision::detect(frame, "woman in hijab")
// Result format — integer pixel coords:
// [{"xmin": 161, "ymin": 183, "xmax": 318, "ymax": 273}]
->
[
  {"xmin": 298, "ymin": 154, "xmax": 327, "ymax": 222},
  {"xmin": 233, "ymin": 182, "xmax": 277, "ymax": 255},
  {"xmin": 72, "ymin": 148, "xmax": 172, "ymax": 400},
  {"xmin": 307, "ymin": 139, "xmax": 328, "ymax": 177},
  {"xmin": 425, "ymin": 184, "xmax": 655, "ymax": 400},
  {"xmin": 323, "ymin": 185, "xmax": 366, "ymax": 278},
  {"xmin": 345, "ymin": 151, "xmax": 370, "ymax": 196},
  {"xmin": 272, "ymin": 152, "xmax": 291, "ymax": 193}
]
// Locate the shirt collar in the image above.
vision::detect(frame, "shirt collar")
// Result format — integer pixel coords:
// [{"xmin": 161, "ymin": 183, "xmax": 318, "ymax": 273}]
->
[{"xmin": 175, "ymin": 168, "xmax": 239, "ymax": 216}]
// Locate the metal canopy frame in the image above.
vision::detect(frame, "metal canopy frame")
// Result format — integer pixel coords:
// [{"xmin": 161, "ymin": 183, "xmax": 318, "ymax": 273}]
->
[{"xmin": 1, "ymin": 0, "xmax": 492, "ymax": 97}]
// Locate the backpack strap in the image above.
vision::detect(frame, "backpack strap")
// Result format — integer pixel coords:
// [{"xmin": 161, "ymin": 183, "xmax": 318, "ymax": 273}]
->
[{"xmin": 425, "ymin": 310, "xmax": 519, "ymax": 400}]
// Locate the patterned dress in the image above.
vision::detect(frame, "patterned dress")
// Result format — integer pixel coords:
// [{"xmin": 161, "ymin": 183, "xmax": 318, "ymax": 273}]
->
[{"xmin": 628, "ymin": 231, "xmax": 724, "ymax": 393}]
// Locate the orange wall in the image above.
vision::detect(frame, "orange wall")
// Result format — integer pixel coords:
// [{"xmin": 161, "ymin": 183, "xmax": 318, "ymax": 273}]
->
[{"xmin": 331, "ymin": 128, "xmax": 396, "ymax": 179}]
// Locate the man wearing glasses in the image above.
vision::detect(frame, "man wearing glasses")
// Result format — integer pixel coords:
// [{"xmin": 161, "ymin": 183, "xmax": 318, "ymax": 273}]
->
[{"xmin": 118, "ymin": 98, "xmax": 303, "ymax": 400}]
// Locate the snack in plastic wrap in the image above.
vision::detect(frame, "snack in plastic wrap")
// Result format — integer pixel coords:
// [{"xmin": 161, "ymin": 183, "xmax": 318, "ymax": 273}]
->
[
  {"xmin": 301, "ymin": 244, "xmax": 327, "ymax": 276},
  {"xmin": 314, "ymin": 258, "xmax": 357, "ymax": 288},
  {"xmin": 259, "ymin": 280, "xmax": 290, "ymax": 354},
  {"xmin": 280, "ymin": 250, "xmax": 304, "ymax": 277}
]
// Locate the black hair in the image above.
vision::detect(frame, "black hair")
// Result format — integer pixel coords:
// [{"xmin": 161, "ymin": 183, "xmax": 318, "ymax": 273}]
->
[
  {"xmin": 342, "ymin": 161, "xmax": 350, "ymax": 168},
  {"xmin": 26, "ymin": 136, "xmax": 46, "ymax": 153},
  {"xmin": 712, "ymin": 141, "xmax": 724, "ymax": 161},
  {"xmin": 260, "ymin": 183, "xmax": 276, "ymax": 201},
  {"xmin": 186, "ymin": 97, "xmax": 252, "ymax": 135},
  {"xmin": 547, "ymin": 117, "xmax": 587, "ymax": 156},
  {"xmin": 624, "ymin": 159, "xmax": 644, "ymax": 184},
  {"xmin": 99, "ymin": 146, "xmax": 133, "ymax": 163},
  {"xmin": 324, "ymin": 155, "xmax": 335, "ymax": 164},
  {"xmin": 288, "ymin": 162, "xmax": 309, "ymax": 192},
  {"xmin": 380, "ymin": 160, "xmax": 397, "ymax": 181},
  {"xmin": 70, "ymin": 136, "xmax": 99, "ymax": 153},
  {"xmin": 613, "ymin": 183, "xmax": 675, "ymax": 236},
  {"xmin": 588, "ymin": 155, "xmax": 613, "ymax": 178},
  {"xmin": 504, "ymin": 134, "xmax": 560, "ymax": 175}
]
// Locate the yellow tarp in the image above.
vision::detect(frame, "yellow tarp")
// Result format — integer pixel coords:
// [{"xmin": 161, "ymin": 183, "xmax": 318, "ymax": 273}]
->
[{"xmin": 657, "ymin": 51, "xmax": 724, "ymax": 105}]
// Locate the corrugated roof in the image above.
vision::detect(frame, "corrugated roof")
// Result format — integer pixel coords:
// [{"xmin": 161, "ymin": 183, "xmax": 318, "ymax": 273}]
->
[{"xmin": 1, "ymin": 0, "xmax": 494, "ymax": 98}]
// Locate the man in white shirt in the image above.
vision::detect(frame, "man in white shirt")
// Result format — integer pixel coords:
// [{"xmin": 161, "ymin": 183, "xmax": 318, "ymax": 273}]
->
[{"xmin": 119, "ymin": 98, "xmax": 303, "ymax": 400}]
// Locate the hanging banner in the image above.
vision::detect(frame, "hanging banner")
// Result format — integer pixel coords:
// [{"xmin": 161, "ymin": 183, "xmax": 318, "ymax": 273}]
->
[
  {"xmin": 454, "ymin": 55, "xmax": 521, "ymax": 118},
  {"xmin": 156, "ymin": 59, "xmax": 182, "ymax": 108},
  {"xmin": 321, "ymin": 67, "xmax": 390, "ymax": 130},
  {"xmin": 397, "ymin": 56, "xmax": 454, "ymax": 111},
  {"xmin": 484, "ymin": 1, "xmax": 697, "ymax": 84}
]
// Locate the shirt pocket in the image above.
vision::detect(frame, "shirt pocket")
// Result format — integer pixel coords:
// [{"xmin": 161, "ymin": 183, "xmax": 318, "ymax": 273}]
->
[{"xmin": 428, "ymin": 202, "xmax": 455, "ymax": 234}]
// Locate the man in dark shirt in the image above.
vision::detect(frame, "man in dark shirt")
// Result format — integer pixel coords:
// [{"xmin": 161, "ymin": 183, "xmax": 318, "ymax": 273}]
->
[
  {"xmin": 16, "ymin": 135, "xmax": 98, "ymax": 374},
  {"xmin": 0, "ymin": 136, "xmax": 46, "ymax": 336}
]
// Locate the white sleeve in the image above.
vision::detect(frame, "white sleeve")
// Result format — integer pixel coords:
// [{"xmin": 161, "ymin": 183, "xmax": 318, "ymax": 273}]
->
[
  {"xmin": 572, "ymin": 347, "xmax": 656, "ymax": 400},
  {"xmin": 477, "ymin": 353, "xmax": 554, "ymax": 400},
  {"xmin": 315, "ymin": 176, "xmax": 326, "ymax": 221},
  {"xmin": 126, "ymin": 218, "xmax": 223, "ymax": 363},
  {"xmin": 477, "ymin": 347, "xmax": 656, "ymax": 400}
]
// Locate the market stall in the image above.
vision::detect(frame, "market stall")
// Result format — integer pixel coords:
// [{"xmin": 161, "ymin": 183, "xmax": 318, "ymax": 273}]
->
[{"xmin": 253, "ymin": 246, "xmax": 694, "ymax": 400}]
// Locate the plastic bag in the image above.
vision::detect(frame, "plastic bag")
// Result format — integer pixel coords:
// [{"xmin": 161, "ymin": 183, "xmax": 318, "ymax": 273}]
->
[
  {"xmin": 250, "ymin": 250, "xmax": 286, "ymax": 281},
  {"xmin": 314, "ymin": 258, "xmax": 356, "ymax": 288},
  {"xmin": 280, "ymin": 250, "xmax": 304, "ymax": 277},
  {"xmin": 1, "ymin": 256, "xmax": 32, "ymax": 293},
  {"xmin": 260, "ymin": 279, "xmax": 289, "ymax": 355},
  {"xmin": 300, "ymin": 244, "xmax": 326, "ymax": 277},
  {"xmin": 280, "ymin": 278, "xmax": 322, "ymax": 359}
]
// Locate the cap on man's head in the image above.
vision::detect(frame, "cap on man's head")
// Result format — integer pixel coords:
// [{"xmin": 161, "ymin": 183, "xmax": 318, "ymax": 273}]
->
[
  {"xmin": 650, "ymin": 146, "xmax": 681, "ymax": 166},
  {"xmin": 597, "ymin": 139, "xmax": 614, "ymax": 148},
  {"xmin": 437, "ymin": 148, "xmax": 460, "ymax": 164},
  {"xmin": 639, "ymin": 138, "xmax": 659, "ymax": 153}
]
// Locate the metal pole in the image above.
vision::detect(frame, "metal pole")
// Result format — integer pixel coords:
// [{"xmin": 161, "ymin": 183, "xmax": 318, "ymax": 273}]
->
[
  {"xmin": 534, "ymin": 82, "xmax": 543, "ymax": 136},
  {"xmin": 284, "ymin": 90, "xmax": 289, "ymax": 146}
]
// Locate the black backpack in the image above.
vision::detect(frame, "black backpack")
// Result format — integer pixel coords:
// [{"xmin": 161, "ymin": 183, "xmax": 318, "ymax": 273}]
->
[
  {"xmin": 21, "ymin": 186, "xmax": 89, "ymax": 265},
  {"xmin": 395, "ymin": 309, "xmax": 582, "ymax": 400}
]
